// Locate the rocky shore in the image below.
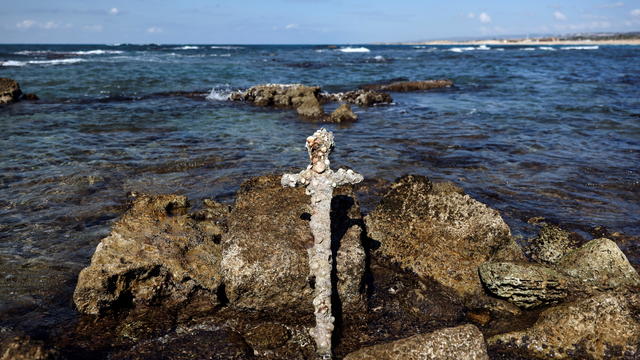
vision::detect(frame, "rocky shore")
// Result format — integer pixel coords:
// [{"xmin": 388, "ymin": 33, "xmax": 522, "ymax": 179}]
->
[
  {"xmin": 0, "ymin": 78, "xmax": 38, "ymax": 104},
  {"xmin": 4, "ymin": 171, "xmax": 639, "ymax": 360}
]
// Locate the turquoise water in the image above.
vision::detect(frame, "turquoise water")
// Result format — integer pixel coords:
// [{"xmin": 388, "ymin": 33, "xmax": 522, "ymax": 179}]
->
[{"xmin": 1, "ymin": 44, "xmax": 639, "ymax": 331}]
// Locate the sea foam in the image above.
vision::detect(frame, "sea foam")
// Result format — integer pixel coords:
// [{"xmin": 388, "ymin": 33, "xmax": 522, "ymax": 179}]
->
[
  {"xmin": 173, "ymin": 46, "xmax": 200, "ymax": 50},
  {"xmin": 339, "ymin": 47, "xmax": 370, "ymax": 53},
  {"xmin": 561, "ymin": 46, "xmax": 599, "ymax": 50},
  {"xmin": 206, "ymin": 87, "xmax": 232, "ymax": 101}
]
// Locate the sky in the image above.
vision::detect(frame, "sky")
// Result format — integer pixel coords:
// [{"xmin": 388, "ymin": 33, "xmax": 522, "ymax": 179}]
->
[{"xmin": 2, "ymin": 0, "xmax": 640, "ymax": 44}]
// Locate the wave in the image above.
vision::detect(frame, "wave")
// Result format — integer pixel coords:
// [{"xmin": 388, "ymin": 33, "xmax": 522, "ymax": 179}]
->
[
  {"xmin": 522, "ymin": 48, "xmax": 536, "ymax": 51},
  {"xmin": 173, "ymin": 46, "xmax": 200, "ymax": 50},
  {"xmin": 449, "ymin": 47, "xmax": 476, "ymax": 53},
  {"xmin": 1, "ymin": 58, "xmax": 85, "ymax": 66},
  {"xmin": 205, "ymin": 86, "xmax": 232, "ymax": 101},
  {"xmin": 339, "ymin": 47, "xmax": 370, "ymax": 53},
  {"xmin": 539, "ymin": 46, "xmax": 556, "ymax": 51},
  {"xmin": 561, "ymin": 45, "xmax": 599, "ymax": 50},
  {"xmin": 210, "ymin": 46, "xmax": 243, "ymax": 50},
  {"xmin": 15, "ymin": 50, "xmax": 123, "ymax": 56}
]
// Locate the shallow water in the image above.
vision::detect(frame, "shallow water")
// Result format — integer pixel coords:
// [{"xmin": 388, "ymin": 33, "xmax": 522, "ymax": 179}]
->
[{"xmin": 1, "ymin": 44, "xmax": 639, "ymax": 333}]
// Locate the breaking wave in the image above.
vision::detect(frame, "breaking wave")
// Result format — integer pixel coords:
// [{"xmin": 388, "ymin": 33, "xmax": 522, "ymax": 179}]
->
[{"xmin": 339, "ymin": 47, "xmax": 370, "ymax": 53}]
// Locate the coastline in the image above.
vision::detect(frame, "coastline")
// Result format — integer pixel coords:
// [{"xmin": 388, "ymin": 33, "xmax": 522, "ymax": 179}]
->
[{"xmin": 380, "ymin": 39, "xmax": 640, "ymax": 46}]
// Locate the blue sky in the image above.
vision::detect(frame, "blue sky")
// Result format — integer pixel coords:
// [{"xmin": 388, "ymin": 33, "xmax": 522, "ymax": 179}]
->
[{"xmin": 2, "ymin": 0, "xmax": 640, "ymax": 44}]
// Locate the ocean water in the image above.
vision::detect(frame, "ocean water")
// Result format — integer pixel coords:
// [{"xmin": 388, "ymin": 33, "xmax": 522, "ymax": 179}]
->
[{"xmin": 1, "ymin": 44, "xmax": 639, "ymax": 332}]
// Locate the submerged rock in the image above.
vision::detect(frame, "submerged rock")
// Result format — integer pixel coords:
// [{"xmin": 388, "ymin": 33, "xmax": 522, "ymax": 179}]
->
[
  {"xmin": 325, "ymin": 89, "xmax": 393, "ymax": 107},
  {"xmin": 365, "ymin": 175, "xmax": 524, "ymax": 300},
  {"xmin": 343, "ymin": 324, "xmax": 489, "ymax": 360},
  {"xmin": 479, "ymin": 262, "xmax": 569, "ymax": 309},
  {"xmin": 0, "ymin": 78, "xmax": 22, "ymax": 104},
  {"xmin": 489, "ymin": 292, "xmax": 640, "ymax": 359},
  {"xmin": 527, "ymin": 224, "xmax": 580, "ymax": 264},
  {"xmin": 73, "ymin": 194, "xmax": 226, "ymax": 315},
  {"xmin": 557, "ymin": 237, "xmax": 640, "ymax": 291},
  {"xmin": 361, "ymin": 79, "xmax": 454, "ymax": 92},
  {"xmin": 221, "ymin": 175, "xmax": 365, "ymax": 314},
  {"xmin": 329, "ymin": 103, "xmax": 358, "ymax": 123}
]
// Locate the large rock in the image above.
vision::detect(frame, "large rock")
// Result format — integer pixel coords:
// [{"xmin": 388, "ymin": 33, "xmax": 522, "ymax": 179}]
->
[
  {"xmin": 557, "ymin": 237, "xmax": 640, "ymax": 291},
  {"xmin": 365, "ymin": 175, "xmax": 525, "ymax": 300},
  {"xmin": 329, "ymin": 103, "xmax": 358, "ymax": 123},
  {"xmin": 489, "ymin": 292, "xmax": 640, "ymax": 359},
  {"xmin": 361, "ymin": 79, "xmax": 453, "ymax": 92},
  {"xmin": 479, "ymin": 262, "xmax": 568, "ymax": 308},
  {"xmin": 230, "ymin": 84, "xmax": 326, "ymax": 118},
  {"xmin": 221, "ymin": 175, "xmax": 365, "ymax": 314},
  {"xmin": 343, "ymin": 324, "xmax": 489, "ymax": 360},
  {"xmin": 325, "ymin": 89, "xmax": 393, "ymax": 107},
  {"xmin": 0, "ymin": 335, "xmax": 60, "ymax": 360},
  {"xmin": 296, "ymin": 95, "xmax": 325, "ymax": 118},
  {"xmin": 73, "ymin": 194, "xmax": 225, "ymax": 315},
  {"xmin": 527, "ymin": 224, "xmax": 579, "ymax": 264},
  {"xmin": 0, "ymin": 78, "xmax": 22, "ymax": 104}
]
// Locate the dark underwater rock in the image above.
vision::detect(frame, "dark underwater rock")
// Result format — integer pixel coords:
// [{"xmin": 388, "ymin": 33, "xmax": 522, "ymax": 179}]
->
[
  {"xmin": 365, "ymin": 175, "xmax": 525, "ymax": 301},
  {"xmin": 73, "ymin": 193, "xmax": 226, "ymax": 315},
  {"xmin": 360, "ymin": 79, "xmax": 454, "ymax": 92},
  {"xmin": 220, "ymin": 175, "xmax": 365, "ymax": 314},
  {"xmin": 343, "ymin": 324, "xmax": 489, "ymax": 360},
  {"xmin": 0, "ymin": 78, "xmax": 23, "ymax": 104}
]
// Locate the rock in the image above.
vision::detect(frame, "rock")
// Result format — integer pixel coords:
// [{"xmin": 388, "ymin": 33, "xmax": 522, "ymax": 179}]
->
[
  {"xmin": 0, "ymin": 335, "xmax": 60, "ymax": 360},
  {"xmin": 557, "ymin": 237, "xmax": 640, "ymax": 291},
  {"xmin": 527, "ymin": 224, "xmax": 580, "ymax": 264},
  {"xmin": 243, "ymin": 323, "xmax": 290, "ymax": 350},
  {"xmin": 21, "ymin": 93, "xmax": 39, "ymax": 101},
  {"xmin": 365, "ymin": 175, "xmax": 525, "ymax": 300},
  {"xmin": 361, "ymin": 79, "xmax": 454, "ymax": 92},
  {"xmin": 296, "ymin": 95, "xmax": 325, "ymax": 118},
  {"xmin": 0, "ymin": 78, "xmax": 22, "ymax": 104},
  {"xmin": 329, "ymin": 104, "xmax": 358, "ymax": 123},
  {"xmin": 479, "ymin": 262, "xmax": 569, "ymax": 309},
  {"xmin": 325, "ymin": 89, "xmax": 393, "ymax": 107},
  {"xmin": 221, "ymin": 175, "xmax": 365, "ymax": 314},
  {"xmin": 73, "ymin": 194, "xmax": 225, "ymax": 315},
  {"xmin": 489, "ymin": 292, "xmax": 640, "ymax": 359},
  {"xmin": 343, "ymin": 324, "xmax": 489, "ymax": 360}
]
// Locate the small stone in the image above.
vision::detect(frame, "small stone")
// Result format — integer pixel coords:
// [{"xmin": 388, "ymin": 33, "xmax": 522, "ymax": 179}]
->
[{"xmin": 328, "ymin": 104, "xmax": 358, "ymax": 123}]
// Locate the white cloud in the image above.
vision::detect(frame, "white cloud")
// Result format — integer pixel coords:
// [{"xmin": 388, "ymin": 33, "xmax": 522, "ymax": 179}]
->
[
  {"xmin": 285, "ymin": 23, "xmax": 299, "ymax": 30},
  {"xmin": 109, "ymin": 8, "xmax": 119, "ymax": 15},
  {"xmin": 16, "ymin": 20, "xmax": 36, "ymax": 29},
  {"xmin": 554, "ymin": 11, "xmax": 567, "ymax": 21},
  {"xmin": 147, "ymin": 26, "xmax": 163, "ymax": 33},
  {"xmin": 479, "ymin": 12, "xmax": 491, "ymax": 23},
  {"xmin": 631, "ymin": 9, "xmax": 640, "ymax": 17},
  {"xmin": 467, "ymin": 12, "xmax": 476, "ymax": 19}
]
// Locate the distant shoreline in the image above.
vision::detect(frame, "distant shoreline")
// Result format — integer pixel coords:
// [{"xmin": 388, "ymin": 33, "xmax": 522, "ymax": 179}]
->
[{"xmin": 382, "ymin": 39, "xmax": 640, "ymax": 46}]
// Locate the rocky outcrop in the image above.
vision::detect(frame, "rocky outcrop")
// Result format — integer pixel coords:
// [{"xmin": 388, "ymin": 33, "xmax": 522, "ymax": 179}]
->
[
  {"xmin": 489, "ymin": 292, "xmax": 640, "ymax": 359},
  {"xmin": 343, "ymin": 324, "xmax": 489, "ymax": 360},
  {"xmin": 73, "ymin": 194, "xmax": 226, "ymax": 315},
  {"xmin": 365, "ymin": 175, "xmax": 525, "ymax": 300},
  {"xmin": 557, "ymin": 237, "xmax": 640, "ymax": 291},
  {"xmin": 361, "ymin": 79, "xmax": 453, "ymax": 92},
  {"xmin": 295, "ymin": 94, "xmax": 325, "ymax": 118},
  {"xmin": 324, "ymin": 89, "xmax": 393, "ymax": 107},
  {"xmin": 329, "ymin": 104, "xmax": 358, "ymax": 122},
  {"xmin": 0, "ymin": 335, "xmax": 60, "ymax": 360},
  {"xmin": 230, "ymin": 84, "xmax": 326, "ymax": 118},
  {"xmin": 221, "ymin": 175, "xmax": 365, "ymax": 314},
  {"xmin": 479, "ymin": 262, "xmax": 569, "ymax": 308},
  {"xmin": 527, "ymin": 224, "xmax": 580, "ymax": 264},
  {"xmin": 0, "ymin": 78, "xmax": 23, "ymax": 104}
]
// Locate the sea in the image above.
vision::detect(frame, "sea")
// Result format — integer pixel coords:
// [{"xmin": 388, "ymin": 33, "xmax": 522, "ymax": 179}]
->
[{"xmin": 1, "ymin": 44, "xmax": 639, "ymax": 335}]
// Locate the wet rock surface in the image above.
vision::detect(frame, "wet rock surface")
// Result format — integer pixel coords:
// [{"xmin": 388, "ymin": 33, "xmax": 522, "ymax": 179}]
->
[
  {"xmin": 0, "ymin": 78, "xmax": 23, "ymax": 104},
  {"xmin": 221, "ymin": 175, "xmax": 365, "ymax": 314},
  {"xmin": 365, "ymin": 175, "xmax": 525, "ymax": 300},
  {"xmin": 479, "ymin": 262, "xmax": 569, "ymax": 308},
  {"xmin": 557, "ymin": 237, "xmax": 640, "ymax": 291},
  {"xmin": 323, "ymin": 89, "xmax": 393, "ymax": 107},
  {"xmin": 489, "ymin": 292, "xmax": 640, "ymax": 359},
  {"xmin": 360, "ymin": 79, "xmax": 454, "ymax": 92},
  {"xmin": 230, "ymin": 84, "xmax": 327, "ymax": 119},
  {"xmin": 329, "ymin": 104, "xmax": 358, "ymax": 123},
  {"xmin": 73, "ymin": 193, "xmax": 226, "ymax": 315},
  {"xmin": 0, "ymin": 335, "xmax": 61, "ymax": 360},
  {"xmin": 343, "ymin": 324, "xmax": 488, "ymax": 360}
]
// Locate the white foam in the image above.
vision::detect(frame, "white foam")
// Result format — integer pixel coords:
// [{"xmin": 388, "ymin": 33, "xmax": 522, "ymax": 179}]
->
[
  {"xmin": 449, "ymin": 47, "xmax": 476, "ymax": 52},
  {"xmin": 339, "ymin": 47, "xmax": 370, "ymax": 53},
  {"xmin": 523, "ymin": 48, "xmax": 536, "ymax": 51},
  {"xmin": 173, "ymin": 46, "xmax": 199, "ymax": 50},
  {"xmin": 1, "ymin": 60, "xmax": 27, "ymax": 67},
  {"xmin": 539, "ymin": 46, "xmax": 556, "ymax": 51},
  {"xmin": 210, "ymin": 46, "xmax": 243, "ymax": 50},
  {"xmin": 71, "ymin": 50, "xmax": 124, "ymax": 55},
  {"xmin": 15, "ymin": 49, "xmax": 123, "ymax": 56},
  {"xmin": 374, "ymin": 55, "xmax": 385, "ymax": 61},
  {"xmin": 561, "ymin": 45, "xmax": 599, "ymax": 50},
  {"xmin": 206, "ymin": 87, "xmax": 232, "ymax": 101},
  {"xmin": 477, "ymin": 44, "xmax": 490, "ymax": 50},
  {"xmin": 28, "ymin": 58, "xmax": 85, "ymax": 65}
]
